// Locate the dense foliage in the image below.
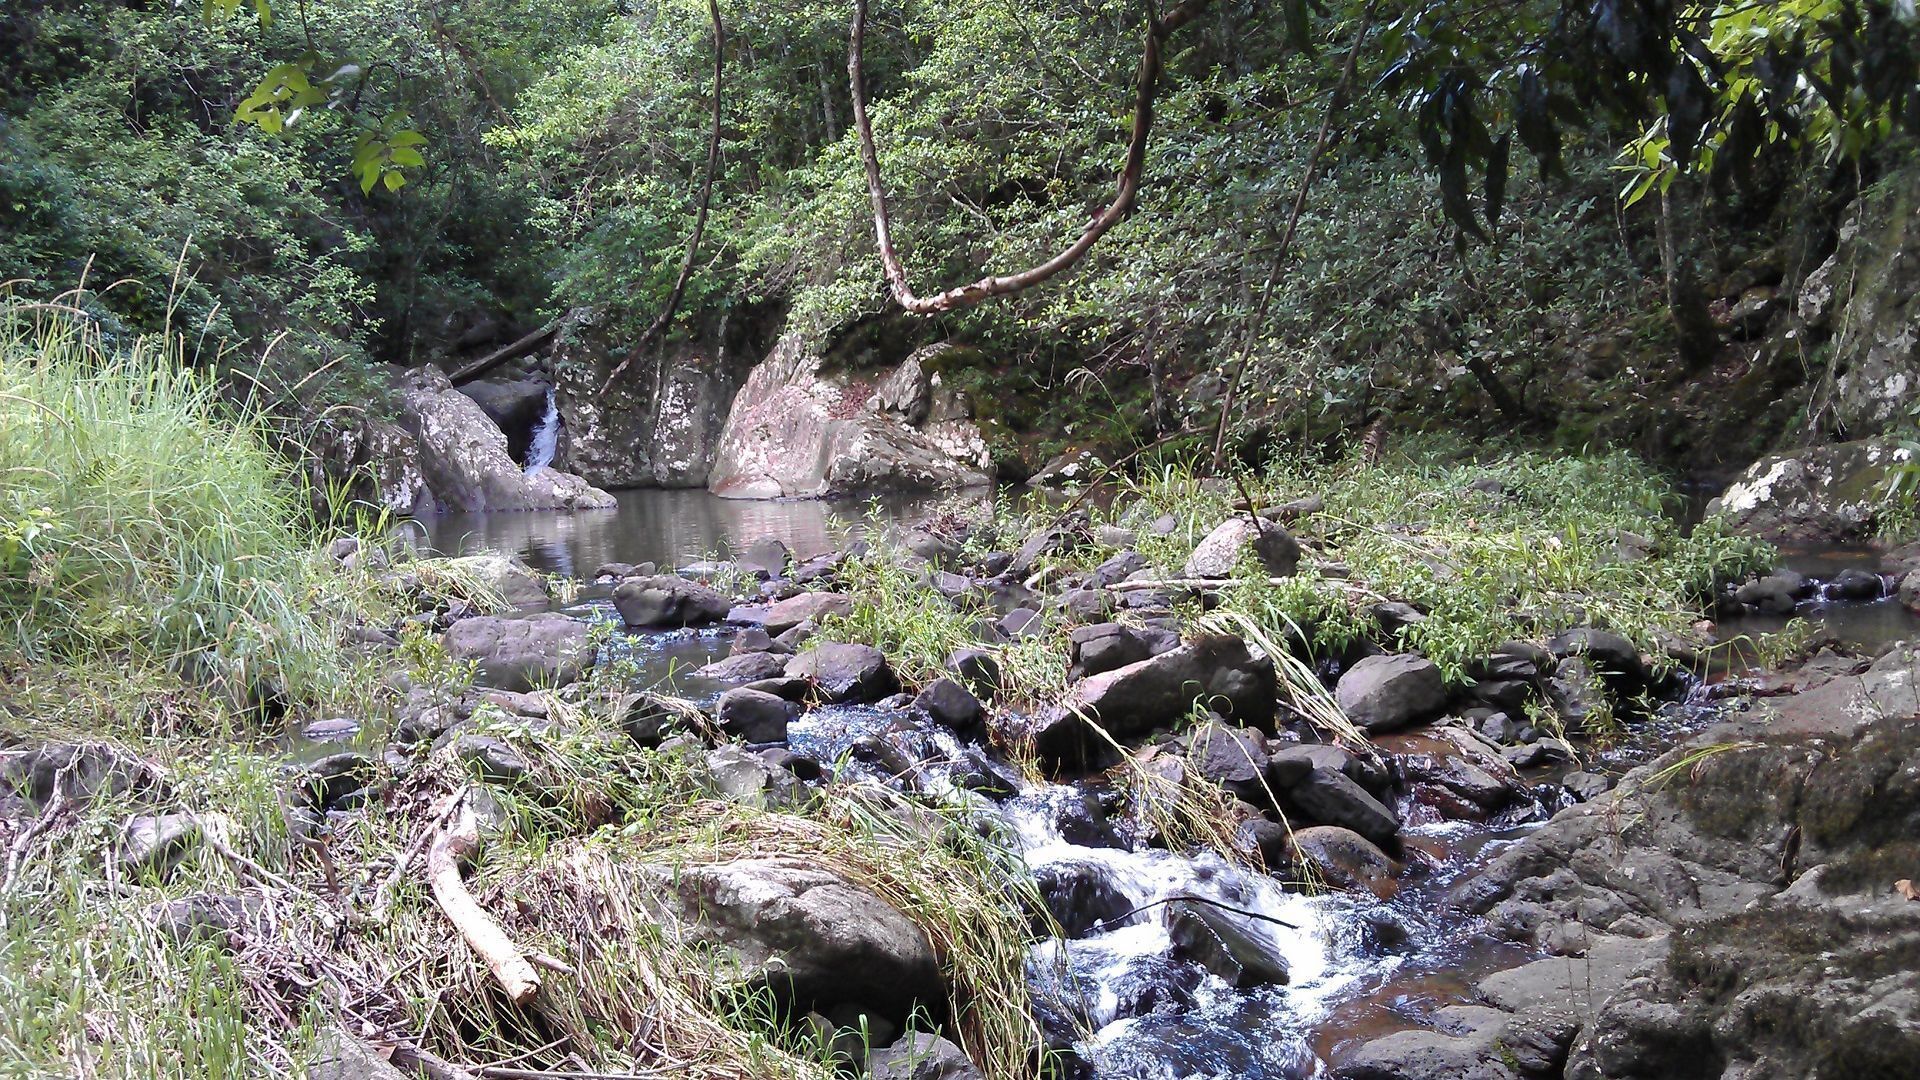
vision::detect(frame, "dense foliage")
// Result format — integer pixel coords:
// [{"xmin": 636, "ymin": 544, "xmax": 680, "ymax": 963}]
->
[{"xmin": 3, "ymin": 1, "xmax": 1914, "ymax": 465}]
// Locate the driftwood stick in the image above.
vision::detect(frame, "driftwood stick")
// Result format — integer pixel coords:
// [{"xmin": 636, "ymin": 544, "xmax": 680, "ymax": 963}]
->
[
  {"xmin": 426, "ymin": 794, "xmax": 541, "ymax": 1004},
  {"xmin": 372, "ymin": 784, "xmax": 471, "ymax": 921},
  {"xmin": 449, "ymin": 324, "xmax": 558, "ymax": 386}
]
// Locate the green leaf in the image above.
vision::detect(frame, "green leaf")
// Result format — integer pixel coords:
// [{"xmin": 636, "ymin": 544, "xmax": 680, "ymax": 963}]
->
[
  {"xmin": 389, "ymin": 148, "xmax": 425, "ymax": 168},
  {"xmin": 382, "ymin": 170, "xmax": 406, "ymax": 192}
]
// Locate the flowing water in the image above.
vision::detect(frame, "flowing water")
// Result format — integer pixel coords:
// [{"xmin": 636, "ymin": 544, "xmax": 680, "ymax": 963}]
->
[
  {"xmin": 524, "ymin": 387, "xmax": 561, "ymax": 471},
  {"xmin": 420, "ymin": 488, "xmax": 1920, "ymax": 1079}
]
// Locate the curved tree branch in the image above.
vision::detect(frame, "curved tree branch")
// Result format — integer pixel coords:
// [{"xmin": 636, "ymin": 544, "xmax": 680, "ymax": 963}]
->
[
  {"xmin": 849, "ymin": 0, "xmax": 1214, "ymax": 315},
  {"xmin": 602, "ymin": 0, "xmax": 725, "ymax": 395}
]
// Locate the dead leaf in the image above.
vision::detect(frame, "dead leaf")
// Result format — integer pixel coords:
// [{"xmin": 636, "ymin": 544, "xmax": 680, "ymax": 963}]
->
[{"xmin": 1895, "ymin": 879, "xmax": 1919, "ymax": 901}]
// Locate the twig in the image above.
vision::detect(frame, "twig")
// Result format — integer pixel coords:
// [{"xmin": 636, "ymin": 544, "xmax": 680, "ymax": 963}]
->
[
  {"xmin": 477, "ymin": 1069, "xmax": 677, "ymax": 1080},
  {"xmin": 1091, "ymin": 893, "xmax": 1298, "ymax": 933},
  {"xmin": 1, "ymin": 772, "xmax": 69, "ymax": 893},
  {"xmin": 426, "ymin": 792, "xmax": 541, "ymax": 1004},
  {"xmin": 449, "ymin": 324, "xmax": 558, "ymax": 386},
  {"xmin": 371, "ymin": 784, "xmax": 472, "ymax": 922}
]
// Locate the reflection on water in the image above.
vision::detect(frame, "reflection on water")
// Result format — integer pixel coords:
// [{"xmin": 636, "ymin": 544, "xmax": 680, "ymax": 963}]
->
[
  {"xmin": 1717, "ymin": 544, "xmax": 1920, "ymax": 658},
  {"xmin": 410, "ymin": 487, "xmax": 968, "ymax": 578}
]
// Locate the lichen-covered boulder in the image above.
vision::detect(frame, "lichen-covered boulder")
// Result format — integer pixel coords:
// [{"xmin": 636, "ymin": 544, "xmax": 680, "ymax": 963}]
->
[{"xmin": 1709, "ymin": 438, "xmax": 1913, "ymax": 542}]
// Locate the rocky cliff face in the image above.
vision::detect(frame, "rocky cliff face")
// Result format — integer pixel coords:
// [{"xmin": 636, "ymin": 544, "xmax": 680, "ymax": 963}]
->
[
  {"xmin": 548, "ymin": 317, "xmax": 749, "ymax": 490},
  {"xmin": 307, "ymin": 367, "xmax": 614, "ymax": 516},
  {"xmin": 706, "ymin": 338, "xmax": 992, "ymax": 500},
  {"xmin": 1806, "ymin": 157, "xmax": 1920, "ymax": 439}
]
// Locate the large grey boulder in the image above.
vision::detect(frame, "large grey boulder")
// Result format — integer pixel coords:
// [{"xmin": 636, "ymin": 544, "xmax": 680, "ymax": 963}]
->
[
  {"xmin": 786, "ymin": 643, "xmax": 899, "ymax": 703},
  {"xmin": 1708, "ymin": 437, "xmax": 1915, "ymax": 542},
  {"xmin": 1182, "ymin": 517, "xmax": 1301, "ymax": 579},
  {"xmin": 642, "ymin": 858, "xmax": 941, "ymax": 1017},
  {"xmin": 397, "ymin": 366, "xmax": 615, "ymax": 511},
  {"xmin": 1336, "ymin": 654, "xmax": 1446, "ymax": 733},
  {"xmin": 708, "ymin": 339, "xmax": 991, "ymax": 499},
  {"xmin": 613, "ymin": 575, "xmax": 731, "ymax": 628},
  {"xmin": 444, "ymin": 553, "xmax": 550, "ymax": 611},
  {"xmin": 442, "ymin": 613, "xmax": 595, "ymax": 692},
  {"xmin": 1058, "ymin": 636, "xmax": 1275, "ymax": 738},
  {"xmin": 1285, "ymin": 767, "xmax": 1401, "ymax": 848},
  {"xmin": 763, "ymin": 591, "xmax": 853, "ymax": 635},
  {"xmin": 1802, "ymin": 157, "xmax": 1920, "ymax": 437}
]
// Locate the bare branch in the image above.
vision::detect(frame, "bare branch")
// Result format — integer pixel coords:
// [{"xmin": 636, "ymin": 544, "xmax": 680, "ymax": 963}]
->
[
  {"xmin": 849, "ymin": 0, "xmax": 1214, "ymax": 314},
  {"xmin": 602, "ymin": 0, "xmax": 726, "ymax": 394}
]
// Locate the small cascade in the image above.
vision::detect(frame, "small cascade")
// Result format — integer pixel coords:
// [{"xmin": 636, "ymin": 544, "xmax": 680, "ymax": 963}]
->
[{"xmin": 525, "ymin": 387, "xmax": 560, "ymax": 471}]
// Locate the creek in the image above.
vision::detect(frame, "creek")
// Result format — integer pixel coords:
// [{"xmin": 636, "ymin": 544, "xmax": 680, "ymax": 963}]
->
[{"xmin": 417, "ymin": 489, "xmax": 1920, "ymax": 1079}]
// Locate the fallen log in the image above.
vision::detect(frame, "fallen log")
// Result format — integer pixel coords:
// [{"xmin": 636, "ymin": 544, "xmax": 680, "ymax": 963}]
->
[{"xmin": 426, "ymin": 793, "xmax": 541, "ymax": 1004}]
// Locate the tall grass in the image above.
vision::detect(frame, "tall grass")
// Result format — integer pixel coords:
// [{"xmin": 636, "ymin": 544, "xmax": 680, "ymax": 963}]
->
[{"xmin": 0, "ymin": 295, "xmax": 326, "ymax": 696}]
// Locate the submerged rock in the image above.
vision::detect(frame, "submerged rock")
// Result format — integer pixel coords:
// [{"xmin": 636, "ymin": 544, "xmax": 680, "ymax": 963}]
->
[
  {"xmin": 441, "ymin": 613, "xmax": 595, "ymax": 692},
  {"xmin": 1290, "ymin": 825, "xmax": 1401, "ymax": 900}
]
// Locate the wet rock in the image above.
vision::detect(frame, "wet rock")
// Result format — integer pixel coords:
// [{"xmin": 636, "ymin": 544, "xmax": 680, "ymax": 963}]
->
[
  {"xmin": 397, "ymin": 366, "xmax": 617, "ymax": 511},
  {"xmin": 1096, "ymin": 525, "xmax": 1139, "ymax": 549},
  {"xmin": 1290, "ymin": 825, "xmax": 1401, "ymax": 900},
  {"xmin": 1266, "ymin": 743, "xmax": 1383, "ymax": 793},
  {"xmin": 612, "ymin": 692, "xmax": 689, "ymax": 747},
  {"xmin": 1185, "ymin": 722, "xmax": 1269, "ymax": 796},
  {"xmin": 1336, "ymin": 654, "xmax": 1446, "ymax": 733},
  {"xmin": 1286, "ymin": 767, "xmax": 1401, "ymax": 848},
  {"xmin": 1733, "ymin": 571, "xmax": 1807, "ymax": 614},
  {"xmin": 1182, "ymin": 517, "xmax": 1301, "ymax": 579},
  {"xmin": 717, "ymin": 687, "xmax": 799, "ymax": 743},
  {"xmin": 444, "ymin": 553, "xmax": 551, "ymax": 611},
  {"xmin": 740, "ymin": 537, "xmax": 792, "ymax": 579},
  {"xmin": 1057, "ymin": 586, "xmax": 1114, "ymax": 621},
  {"xmin": 593, "ymin": 561, "xmax": 637, "ymax": 580},
  {"xmin": 1166, "ymin": 899, "xmax": 1290, "ymax": 988},
  {"xmin": 764, "ymin": 591, "xmax": 854, "ymax": 635},
  {"xmin": 1064, "ymin": 635, "xmax": 1274, "ymax": 735},
  {"xmin": 1902, "ymin": 569, "xmax": 1920, "ymax": 613},
  {"xmin": 945, "ymin": 648, "xmax": 1002, "ymax": 698},
  {"xmin": 1830, "ymin": 566, "xmax": 1886, "ymax": 600},
  {"xmin": 1503, "ymin": 738, "xmax": 1574, "ymax": 769},
  {"xmin": 613, "ymin": 575, "xmax": 731, "ymax": 628},
  {"xmin": 1545, "ymin": 659, "xmax": 1608, "ymax": 732},
  {"xmin": 1068, "ymin": 622, "xmax": 1152, "ymax": 681},
  {"xmin": 120, "ymin": 813, "xmax": 202, "ymax": 879},
  {"xmin": 642, "ymin": 857, "xmax": 942, "ymax": 1019},
  {"xmin": 787, "ymin": 644, "xmax": 900, "ymax": 704},
  {"xmin": 1332, "ymin": 1004, "xmax": 1565, "ymax": 1080},
  {"xmin": 914, "ymin": 678, "xmax": 984, "ymax": 733},
  {"xmin": 300, "ymin": 717, "xmax": 361, "ymax": 742},
  {"xmin": 1031, "ymin": 860, "xmax": 1136, "ymax": 936},
  {"xmin": 868, "ymin": 1033, "xmax": 984, "ymax": 1080},
  {"xmin": 696, "ymin": 651, "xmax": 792, "ymax": 685},
  {"xmin": 441, "ymin": 613, "xmax": 595, "ymax": 693},
  {"xmin": 1708, "ymin": 437, "xmax": 1914, "ymax": 542},
  {"xmin": 730, "ymin": 627, "xmax": 787, "ymax": 655}
]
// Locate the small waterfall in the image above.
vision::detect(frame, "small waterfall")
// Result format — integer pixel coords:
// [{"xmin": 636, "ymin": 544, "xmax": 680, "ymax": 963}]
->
[{"xmin": 525, "ymin": 387, "xmax": 560, "ymax": 471}]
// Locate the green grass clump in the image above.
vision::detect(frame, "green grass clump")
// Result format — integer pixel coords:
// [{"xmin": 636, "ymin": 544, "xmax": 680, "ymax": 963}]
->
[
  {"xmin": 0, "ymin": 296, "xmax": 326, "ymax": 696},
  {"xmin": 1107, "ymin": 445, "xmax": 1774, "ymax": 680}
]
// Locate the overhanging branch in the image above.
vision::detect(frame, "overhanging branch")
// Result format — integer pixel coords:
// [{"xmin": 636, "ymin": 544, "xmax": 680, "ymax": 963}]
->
[{"xmin": 848, "ymin": 0, "xmax": 1214, "ymax": 315}]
